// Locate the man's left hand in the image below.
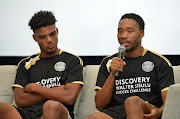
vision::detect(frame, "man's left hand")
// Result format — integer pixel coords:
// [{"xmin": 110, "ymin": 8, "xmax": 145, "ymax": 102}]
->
[
  {"xmin": 24, "ymin": 83, "xmax": 39, "ymax": 94},
  {"xmin": 144, "ymin": 101, "xmax": 161, "ymax": 119}
]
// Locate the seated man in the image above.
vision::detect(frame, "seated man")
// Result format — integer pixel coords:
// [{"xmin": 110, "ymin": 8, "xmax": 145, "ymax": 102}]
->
[
  {"xmin": 0, "ymin": 10, "xmax": 83, "ymax": 119},
  {"xmin": 83, "ymin": 13, "xmax": 174, "ymax": 119}
]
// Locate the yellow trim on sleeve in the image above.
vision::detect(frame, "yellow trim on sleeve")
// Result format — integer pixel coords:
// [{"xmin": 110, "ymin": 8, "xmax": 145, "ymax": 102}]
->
[
  {"xmin": 99, "ymin": 53, "xmax": 118, "ymax": 67},
  {"xmin": 60, "ymin": 50, "xmax": 83, "ymax": 66},
  {"xmin": 12, "ymin": 84, "xmax": 23, "ymax": 88},
  {"xmin": 99, "ymin": 53, "xmax": 119, "ymax": 73},
  {"xmin": 25, "ymin": 55, "xmax": 40, "ymax": 70},
  {"xmin": 94, "ymin": 86, "xmax": 102, "ymax": 92},
  {"xmin": 17, "ymin": 56, "xmax": 31, "ymax": 68},
  {"xmin": 106, "ymin": 59, "xmax": 112, "ymax": 73},
  {"xmin": 143, "ymin": 48, "xmax": 172, "ymax": 67},
  {"xmin": 161, "ymin": 87, "xmax": 169, "ymax": 92},
  {"xmin": 78, "ymin": 57, "xmax": 83, "ymax": 66},
  {"xmin": 75, "ymin": 56, "xmax": 83, "ymax": 66},
  {"xmin": 17, "ymin": 53, "xmax": 40, "ymax": 69},
  {"xmin": 72, "ymin": 81, "xmax": 84, "ymax": 86},
  {"xmin": 152, "ymin": 52, "xmax": 172, "ymax": 67},
  {"xmin": 108, "ymin": 66, "xmax": 111, "ymax": 73}
]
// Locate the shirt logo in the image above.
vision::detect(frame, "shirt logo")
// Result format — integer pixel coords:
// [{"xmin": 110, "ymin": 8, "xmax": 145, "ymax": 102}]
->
[
  {"xmin": 142, "ymin": 61, "xmax": 154, "ymax": 72},
  {"xmin": 106, "ymin": 59, "xmax": 112, "ymax": 71},
  {"xmin": 54, "ymin": 61, "xmax": 66, "ymax": 72}
]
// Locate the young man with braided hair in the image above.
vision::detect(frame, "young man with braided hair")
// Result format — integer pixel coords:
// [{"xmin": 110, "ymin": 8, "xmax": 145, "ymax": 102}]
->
[
  {"xmin": 82, "ymin": 13, "xmax": 174, "ymax": 119},
  {"xmin": 0, "ymin": 10, "xmax": 83, "ymax": 119}
]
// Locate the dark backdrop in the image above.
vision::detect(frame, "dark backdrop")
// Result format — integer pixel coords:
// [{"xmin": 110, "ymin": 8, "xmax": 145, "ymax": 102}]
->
[{"xmin": 0, "ymin": 55, "xmax": 180, "ymax": 66}]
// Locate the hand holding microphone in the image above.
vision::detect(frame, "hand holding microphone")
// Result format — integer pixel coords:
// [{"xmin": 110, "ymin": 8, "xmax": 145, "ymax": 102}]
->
[{"xmin": 114, "ymin": 45, "xmax": 126, "ymax": 76}]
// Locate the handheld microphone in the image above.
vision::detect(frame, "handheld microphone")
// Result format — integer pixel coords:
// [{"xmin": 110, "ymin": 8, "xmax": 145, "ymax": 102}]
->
[{"xmin": 115, "ymin": 45, "xmax": 126, "ymax": 76}]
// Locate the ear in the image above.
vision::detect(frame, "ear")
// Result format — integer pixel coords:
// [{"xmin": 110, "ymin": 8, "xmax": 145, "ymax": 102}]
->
[
  {"xmin": 33, "ymin": 34, "xmax": 37, "ymax": 42},
  {"xmin": 56, "ymin": 28, "xmax": 58, "ymax": 34},
  {"xmin": 140, "ymin": 30, "xmax": 144, "ymax": 39}
]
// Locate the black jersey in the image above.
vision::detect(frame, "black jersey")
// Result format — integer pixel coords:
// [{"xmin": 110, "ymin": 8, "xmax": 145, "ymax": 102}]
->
[
  {"xmin": 95, "ymin": 48, "xmax": 174, "ymax": 109},
  {"xmin": 12, "ymin": 49, "xmax": 83, "ymax": 119}
]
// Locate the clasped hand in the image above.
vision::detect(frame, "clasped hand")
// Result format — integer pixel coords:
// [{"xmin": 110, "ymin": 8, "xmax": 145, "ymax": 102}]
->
[
  {"xmin": 111, "ymin": 57, "xmax": 126, "ymax": 74},
  {"xmin": 144, "ymin": 101, "xmax": 161, "ymax": 119},
  {"xmin": 24, "ymin": 83, "xmax": 39, "ymax": 94}
]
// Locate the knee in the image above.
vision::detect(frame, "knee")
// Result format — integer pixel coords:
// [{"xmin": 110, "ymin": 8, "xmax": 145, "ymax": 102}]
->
[
  {"xmin": 0, "ymin": 102, "xmax": 14, "ymax": 112},
  {"xmin": 43, "ymin": 100, "xmax": 68, "ymax": 118},
  {"xmin": 43, "ymin": 100, "xmax": 63, "ymax": 112},
  {"xmin": 124, "ymin": 96, "xmax": 142, "ymax": 107}
]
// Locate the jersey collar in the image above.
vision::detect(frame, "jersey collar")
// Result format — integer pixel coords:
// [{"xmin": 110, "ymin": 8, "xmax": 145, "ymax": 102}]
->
[{"xmin": 123, "ymin": 47, "xmax": 148, "ymax": 59}]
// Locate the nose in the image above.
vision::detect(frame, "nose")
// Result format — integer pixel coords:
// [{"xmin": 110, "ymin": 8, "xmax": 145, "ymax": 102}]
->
[
  {"xmin": 46, "ymin": 36, "xmax": 52, "ymax": 43},
  {"xmin": 121, "ymin": 32, "xmax": 128, "ymax": 39},
  {"xmin": 118, "ymin": 32, "xmax": 128, "ymax": 41}
]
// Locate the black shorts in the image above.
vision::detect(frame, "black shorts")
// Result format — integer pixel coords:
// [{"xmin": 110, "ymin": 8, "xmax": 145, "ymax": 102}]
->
[
  {"xmin": 14, "ymin": 105, "xmax": 74, "ymax": 119},
  {"xmin": 101, "ymin": 105, "xmax": 126, "ymax": 119}
]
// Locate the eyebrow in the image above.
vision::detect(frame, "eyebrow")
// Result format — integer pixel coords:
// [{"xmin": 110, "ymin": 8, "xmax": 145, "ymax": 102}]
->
[
  {"xmin": 50, "ymin": 31, "xmax": 57, "ymax": 35},
  {"xmin": 38, "ymin": 30, "xmax": 56, "ymax": 37},
  {"xmin": 118, "ymin": 27, "xmax": 134, "ymax": 30},
  {"xmin": 118, "ymin": 28, "xmax": 122, "ymax": 30},
  {"xmin": 38, "ymin": 35, "xmax": 46, "ymax": 38},
  {"xmin": 126, "ymin": 27, "xmax": 134, "ymax": 30}
]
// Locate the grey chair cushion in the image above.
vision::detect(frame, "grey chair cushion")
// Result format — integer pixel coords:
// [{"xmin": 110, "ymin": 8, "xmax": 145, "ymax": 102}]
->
[
  {"xmin": 162, "ymin": 84, "xmax": 180, "ymax": 119},
  {"xmin": 75, "ymin": 65, "xmax": 99, "ymax": 119},
  {"xmin": 172, "ymin": 66, "xmax": 180, "ymax": 83},
  {"xmin": 0, "ymin": 65, "xmax": 16, "ymax": 104}
]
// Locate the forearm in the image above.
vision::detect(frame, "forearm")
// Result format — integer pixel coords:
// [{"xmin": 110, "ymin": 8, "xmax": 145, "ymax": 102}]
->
[
  {"xmin": 95, "ymin": 72, "xmax": 115, "ymax": 110},
  {"xmin": 14, "ymin": 88, "xmax": 45, "ymax": 108},
  {"xmin": 31, "ymin": 83, "xmax": 81, "ymax": 105}
]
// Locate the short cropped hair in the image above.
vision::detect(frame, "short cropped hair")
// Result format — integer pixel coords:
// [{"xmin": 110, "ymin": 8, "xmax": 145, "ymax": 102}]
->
[
  {"xmin": 28, "ymin": 10, "xmax": 57, "ymax": 32},
  {"xmin": 119, "ymin": 13, "xmax": 145, "ymax": 31}
]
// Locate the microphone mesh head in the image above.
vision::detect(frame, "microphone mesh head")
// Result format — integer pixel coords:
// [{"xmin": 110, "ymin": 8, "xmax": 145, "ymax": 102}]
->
[{"xmin": 118, "ymin": 45, "xmax": 126, "ymax": 52}]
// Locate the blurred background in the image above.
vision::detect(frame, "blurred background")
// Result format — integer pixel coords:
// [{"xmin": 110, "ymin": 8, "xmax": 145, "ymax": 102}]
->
[{"xmin": 0, "ymin": 0, "xmax": 180, "ymax": 66}]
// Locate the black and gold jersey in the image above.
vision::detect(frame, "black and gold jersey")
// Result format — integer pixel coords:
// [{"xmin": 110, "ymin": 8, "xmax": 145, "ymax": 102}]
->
[
  {"xmin": 95, "ymin": 48, "xmax": 174, "ymax": 109},
  {"xmin": 12, "ymin": 49, "xmax": 83, "ymax": 119}
]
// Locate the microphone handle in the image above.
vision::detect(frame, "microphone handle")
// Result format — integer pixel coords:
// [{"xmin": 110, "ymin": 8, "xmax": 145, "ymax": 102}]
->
[
  {"xmin": 115, "ymin": 70, "xmax": 119, "ymax": 76},
  {"xmin": 115, "ymin": 51, "xmax": 124, "ymax": 77}
]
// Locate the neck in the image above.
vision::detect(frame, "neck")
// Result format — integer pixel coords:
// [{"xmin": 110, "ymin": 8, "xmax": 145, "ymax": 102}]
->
[{"xmin": 124, "ymin": 47, "xmax": 144, "ymax": 58}]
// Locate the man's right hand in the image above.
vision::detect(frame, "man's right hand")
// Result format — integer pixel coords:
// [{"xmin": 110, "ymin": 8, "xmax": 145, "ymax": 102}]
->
[{"xmin": 111, "ymin": 57, "xmax": 126, "ymax": 75}]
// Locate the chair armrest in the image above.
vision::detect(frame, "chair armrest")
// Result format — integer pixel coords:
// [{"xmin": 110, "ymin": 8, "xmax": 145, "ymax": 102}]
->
[{"xmin": 162, "ymin": 84, "xmax": 180, "ymax": 119}]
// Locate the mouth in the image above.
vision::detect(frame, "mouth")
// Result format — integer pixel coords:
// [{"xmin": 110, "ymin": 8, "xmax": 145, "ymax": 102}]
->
[
  {"xmin": 120, "ymin": 40, "xmax": 131, "ymax": 47},
  {"xmin": 48, "ymin": 44, "xmax": 55, "ymax": 49}
]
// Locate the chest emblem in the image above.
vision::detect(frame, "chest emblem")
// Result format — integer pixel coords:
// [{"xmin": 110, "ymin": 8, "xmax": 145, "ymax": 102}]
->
[
  {"xmin": 54, "ymin": 61, "xmax": 66, "ymax": 72},
  {"xmin": 142, "ymin": 61, "xmax": 154, "ymax": 72}
]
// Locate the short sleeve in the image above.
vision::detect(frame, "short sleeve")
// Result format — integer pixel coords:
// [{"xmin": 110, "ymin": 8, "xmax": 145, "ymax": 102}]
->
[
  {"xmin": 157, "ymin": 61, "xmax": 174, "ymax": 92},
  {"xmin": 65, "ymin": 57, "xmax": 83, "ymax": 86},
  {"xmin": 95, "ymin": 58, "xmax": 111, "ymax": 90},
  {"xmin": 12, "ymin": 61, "xmax": 29, "ymax": 88}
]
